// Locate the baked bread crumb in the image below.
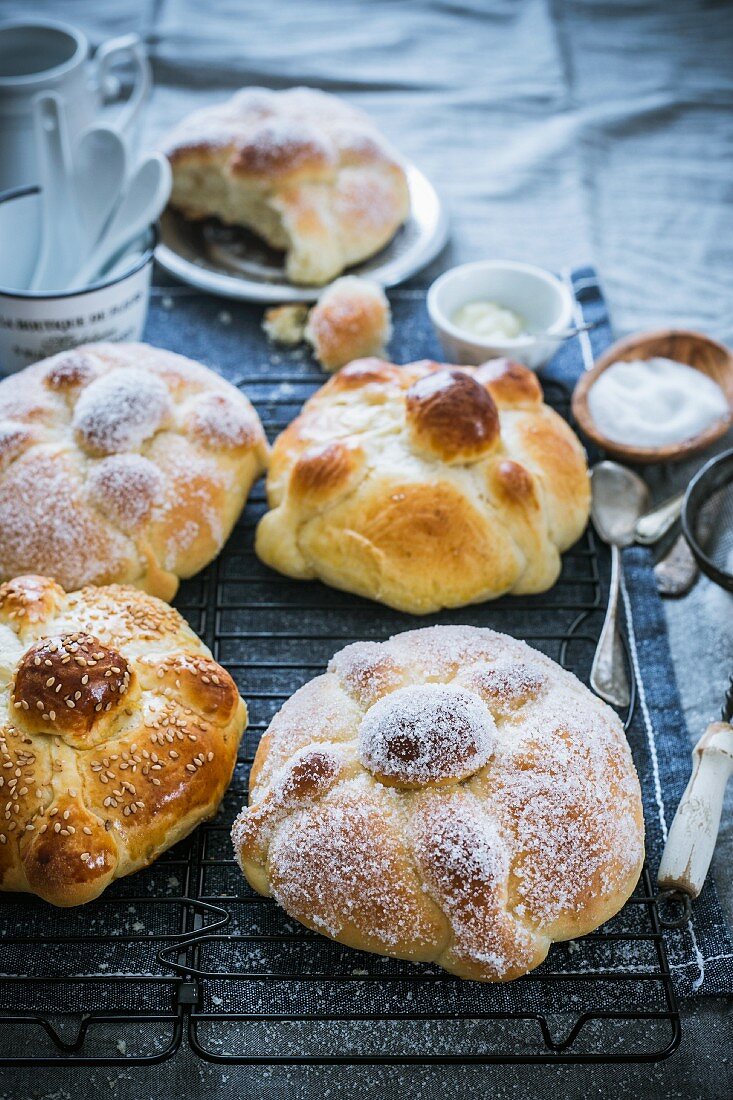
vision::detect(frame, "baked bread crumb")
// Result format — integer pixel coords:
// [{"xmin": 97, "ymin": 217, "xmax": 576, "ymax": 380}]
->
[{"xmin": 263, "ymin": 277, "xmax": 392, "ymax": 372}]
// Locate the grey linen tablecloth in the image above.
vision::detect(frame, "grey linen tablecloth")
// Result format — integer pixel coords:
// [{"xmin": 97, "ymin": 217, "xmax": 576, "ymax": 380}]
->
[{"xmin": 1, "ymin": 0, "xmax": 733, "ymax": 1096}]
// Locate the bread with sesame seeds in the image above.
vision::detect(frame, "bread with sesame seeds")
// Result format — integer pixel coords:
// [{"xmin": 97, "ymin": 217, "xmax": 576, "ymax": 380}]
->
[
  {"xmin": 0, "ymin": 343, "xmax": 268, "ymax": 601},
  {"xmin": 0, "ymin": 574, "xmax": 246, "ymax": 906},
  {"xmin": 232, "ymin": 626, "xmax": 644, "ymax": 982},
  {"xmin": 255, "ymin": 357, "xmax": 590, "ymax": 614},
  {"xmin": 162, "ymin": 87, "xmax": 410, "ymax": 286}
]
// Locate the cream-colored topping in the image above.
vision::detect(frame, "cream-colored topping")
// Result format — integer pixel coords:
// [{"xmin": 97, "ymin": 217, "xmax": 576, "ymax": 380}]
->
[
  {"xmin": 452, "ymin": 300, "xmax": 526, "ymax": 340},
  {"xmin": 588, "ymin": 357, "xmax": 728, "ymax": 447}
]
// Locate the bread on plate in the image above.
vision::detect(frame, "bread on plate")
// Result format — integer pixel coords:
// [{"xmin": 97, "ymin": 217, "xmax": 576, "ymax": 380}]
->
[{"xmin": 163, "ymin": 87, "xmax": 411, "ymax": 286}]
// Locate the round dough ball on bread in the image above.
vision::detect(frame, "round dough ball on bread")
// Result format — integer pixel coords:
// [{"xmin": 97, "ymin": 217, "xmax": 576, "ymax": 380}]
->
[
  {"xmin": 0, "ymin": 343, "xmax": 268, "ymax": 600},
  {"xmin": 232, "ymin": 626, "xmax": 644, "ymax": 982},
  {"xmin": 0, "ymin": 574, "xmax": 247, "ymax": 905},
  {"xmin": 255, "ymin": 357, "xmax": 590, "ymax": 613}
]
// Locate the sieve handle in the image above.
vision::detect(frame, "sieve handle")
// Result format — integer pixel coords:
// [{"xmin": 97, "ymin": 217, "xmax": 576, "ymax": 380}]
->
[
  {"xmin": 590, "ymin": 543, "xmax": 630, "ymax": 708},
  {"xmin": 658, "ymin": 721, "xmax": 733, "ymax": 898}
]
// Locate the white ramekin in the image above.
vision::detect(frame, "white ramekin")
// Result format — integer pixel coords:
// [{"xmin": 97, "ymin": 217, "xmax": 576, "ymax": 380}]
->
[
  {"xmin": 426, "ymin": 260, "xmax": 575, "ymax": 370},
  {"xmin": 0, "ymin": 184, "xmax": 156, "ymax": 374}
]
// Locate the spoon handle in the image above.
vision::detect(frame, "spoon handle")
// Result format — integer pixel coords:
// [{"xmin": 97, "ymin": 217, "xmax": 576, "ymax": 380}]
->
[
  {"xmin": 635, "ymin": 491, "xmax": 685, "ymax": 545},
  {"xmin": 654, "ymin": 530, "xmax": 698, "ymax": 597},
  {"xmin": 591, "ymin": 544, "xmax": 630, "ymax": 708}
]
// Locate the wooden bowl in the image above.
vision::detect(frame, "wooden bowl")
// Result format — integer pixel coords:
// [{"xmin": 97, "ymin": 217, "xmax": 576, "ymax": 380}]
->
[{"xmin": 571, "ymin": 329, "xmax": 733, "ymax": 464}]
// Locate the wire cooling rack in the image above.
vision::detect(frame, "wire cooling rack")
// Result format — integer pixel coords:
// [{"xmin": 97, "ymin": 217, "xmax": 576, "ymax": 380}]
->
[{"xmin": 0, "ymin": 372, "xmax": 682, "ymax": 1067}]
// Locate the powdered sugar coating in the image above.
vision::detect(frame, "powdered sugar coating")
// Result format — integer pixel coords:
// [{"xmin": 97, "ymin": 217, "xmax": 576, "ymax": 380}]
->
[
  {"xmin": 86, "ymin": 455, "xmax": 165, "ymax": 532},
  {"xmin": 267, "ymin": 775, "xmax": 447, "ymax": 953},
  {"xmin": 358, "ymin": 683, "xmax": 496, "ymax": 786},
  {"xmin": 184, "ymin": 391, "xmax": 260, "ymax": 450},
  {"xmin": 73, "ymin": 369, "xmax": 172, "ymax": 456},
  {"xmin": 0, "ymin": 344, "xmax": 267, "ymax": 598},
  {"xmin": 233, "ymin": 626, "xmax": 645, "ymax": 982}
]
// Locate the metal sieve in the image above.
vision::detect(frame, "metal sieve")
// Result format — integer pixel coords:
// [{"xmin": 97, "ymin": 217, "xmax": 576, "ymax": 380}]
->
[{"xmin": 682, "ymin": 447, "xmax": 733, "ymax": 592}]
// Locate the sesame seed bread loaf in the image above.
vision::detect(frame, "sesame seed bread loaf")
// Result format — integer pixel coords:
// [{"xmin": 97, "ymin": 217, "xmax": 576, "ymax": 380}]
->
[
  {"xmin": 255, "ymin": 357, "xmax": 591, "ymax": 614},
  {"xmin": 0, "ymin": 574, "xmax": 246, "ymax": 906},
  {"xmin": 232, "ymin": 626, "xmax": 644, "ymax": 982},
  {"xmin": 0, "ymin": 343, "xmax": 268, "ymax": 600},
  {"xmin": 163, "ymin": 87, "xmax": 411, "ymax": 286}
]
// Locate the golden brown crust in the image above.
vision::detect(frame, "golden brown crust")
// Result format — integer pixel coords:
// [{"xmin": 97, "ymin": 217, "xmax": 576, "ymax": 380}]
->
[
  {"xmin": 0, "ymin": 575, "xmax": 64, "ymax": 631},
  {"xmin": 0, "ymin": 575, "xmax": 247, "ymax": 906},
  {"xmin": 0, "ymin": 343, "xmax": 269, "ymax": 599},
  {"xmin": 13, "ymin": 634, "xmax": 132, "ymax": 741},
  {"xmin": 290, "ymin": 440, "xmax": 365, "ymax": 506},
  {"xmin": 162, "ymin": 87, "xmax": 411, "ymax": 286},
  {"xmin": 406, "ymin": 368, "xmax": 500, "ymax": 463},
  {"xmin": 232, "ymin": 627, "xmax": 644, "ymax": 982},
  {"xmin": 475, "ymin": 357, "xmax": 543, "ymax": 407},
  {"xmin": 325, "ymin": 356, "xmax": 406, "ymax": 393},
  {"xmin": 255, "ymin": 357, "xmax": 590, "ymax": 613},
  {"xmin": 304, "ymin": 277, "xmax": 392, "ymax": 372}
]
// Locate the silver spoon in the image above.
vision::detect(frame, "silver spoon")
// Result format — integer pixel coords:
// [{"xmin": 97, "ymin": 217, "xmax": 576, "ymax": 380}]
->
[{"xmin": 590, "ymin": 462, "xmax": 650, "ymax": 707}]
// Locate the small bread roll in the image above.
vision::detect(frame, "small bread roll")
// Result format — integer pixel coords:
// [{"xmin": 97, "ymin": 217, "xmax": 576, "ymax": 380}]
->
[{"xmin": 304, "ymin": 277, "xmax": 391, "ymax": 372}]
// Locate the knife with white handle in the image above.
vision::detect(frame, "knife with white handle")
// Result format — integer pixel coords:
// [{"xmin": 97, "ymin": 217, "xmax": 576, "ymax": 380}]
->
[{"xmin": 658, "ymin": 679, "xmax": 733, "ymax": 898}]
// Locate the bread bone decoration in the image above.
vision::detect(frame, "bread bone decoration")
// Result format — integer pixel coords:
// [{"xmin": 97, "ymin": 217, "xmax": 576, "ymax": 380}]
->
[
  {"xmin": 255, "ymin": 357, "xmax": 591, "ymax": 613},
  {"xmin": 163, "ymin": 87, "xmax": 411, "ymax": 286},
  {"xmin": 0, "ymin": 575, "xmax": 246, "ymax": 906},
  {"xmin": 232, "ymin": 626, "xmax": 644, "ymax": 982},
  {"xmin": 0, "ymin": 343, "xmax": 268, "ymax": 601}
]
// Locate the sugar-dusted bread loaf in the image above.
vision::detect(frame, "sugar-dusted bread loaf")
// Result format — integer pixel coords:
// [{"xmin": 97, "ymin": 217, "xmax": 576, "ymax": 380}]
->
[
  {"xmin": 0, "ymin": 575, "xmax": 246, "ymax": 905},
  {"xmin": 232, "ymin": 626, "xmax": 644, "ymax": 982},
  {"xmin": 163, "ymin": 87, "xmax": 411, "ymax": 286},
  {"xmin": 0, "ymin": 343, "xmax": 268, "ymax": 601},
  {"xmin": 255, "ymin": 357, "xmax": 590, "ymax": 613}
]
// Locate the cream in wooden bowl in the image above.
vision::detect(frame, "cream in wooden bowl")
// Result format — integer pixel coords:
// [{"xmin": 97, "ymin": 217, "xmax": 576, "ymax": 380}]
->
[{"xmin": 572, "ymin": 330, "xmax": 733, "ymax": 464}]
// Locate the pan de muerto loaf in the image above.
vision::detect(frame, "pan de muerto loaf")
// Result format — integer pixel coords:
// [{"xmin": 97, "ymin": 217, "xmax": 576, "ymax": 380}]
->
[
  {"xmin": 0, "ymin": 574, "xmax": 246, "ymax": 905},
  {"xmin": 255, "ymin": 357, "xmax": 590, "ymax": 613},
  {"xmin": 0, "ymin": 343, "xmax": 268, "ymax": 600},
  {"xmin": 163, "ymin": 87, "xmax": 411, "ymax": 286},
  {"xmin": 232, "ymin": 626, "xmax": 644, "ymax": 982}
]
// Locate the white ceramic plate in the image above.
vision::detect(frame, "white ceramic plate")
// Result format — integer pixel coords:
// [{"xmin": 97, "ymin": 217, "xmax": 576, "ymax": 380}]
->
[{"xmin": 154, "ymin": 163, "xmax": 448, "ymax": 303}]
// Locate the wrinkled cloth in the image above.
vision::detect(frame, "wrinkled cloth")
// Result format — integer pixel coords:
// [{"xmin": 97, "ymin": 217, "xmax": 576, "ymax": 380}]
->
[{"xmin": 2, "ymin": 0, "xmax": 733, "ymax": 1095}]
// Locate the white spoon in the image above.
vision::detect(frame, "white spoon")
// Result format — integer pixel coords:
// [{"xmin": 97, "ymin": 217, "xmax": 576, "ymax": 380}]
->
[
  {"xmin": 73, "ymin": 125, "xmax": 127, "ymax": 255},
  {"xmin": 30, "ymin": 93, "xmax": 83, "ymax": 293},
  {"xmin": 71, "ymin": 153, "xmax": 171, "ymax": 289}
]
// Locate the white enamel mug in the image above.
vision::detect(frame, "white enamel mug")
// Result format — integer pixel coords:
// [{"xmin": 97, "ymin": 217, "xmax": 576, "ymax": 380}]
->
[
  {"xmin": 0, "ymin": 17, "xmax": 150, "ymax": 192},
  {"xmin": 0, "ymin": 186, "xmax": 156, "ymax": 374}
]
